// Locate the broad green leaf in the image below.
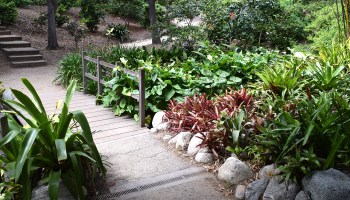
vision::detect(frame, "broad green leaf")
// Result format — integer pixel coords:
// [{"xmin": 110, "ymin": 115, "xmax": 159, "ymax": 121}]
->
[
  {"xmin": 55, "ymin": 139, "xmax": 67, "ymax": 162},
  {"xmin": 15, "ymin": 128, "xmax": 40, "ymax": 182},
  {"xmin": 21, "ymin": 78, "xmax": 47, "ymax": 116},
  {"xmin": 49, "ymin": 170, "xmax": 62, "ymax": 200},
  {"xmin": 69, "ymin": 153, "xmax": 84, "ymax": 200},
  {"xmin": 73, "ymin": 111, "xmax": 106, "ymax": 175},
  {"xmin": 64, "ymin": 80, "xmax": 77, "ymax": 108},
  {"xmin": 165, "ymin": 89, "xmax": 176, "ymax": 101},
  {"xmin": 0, "ymin": 130, "xmax": 21, "ymax": 148}
]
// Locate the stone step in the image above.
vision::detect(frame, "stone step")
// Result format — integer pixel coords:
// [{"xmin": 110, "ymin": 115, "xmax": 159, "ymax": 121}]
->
[
  {"xmin": 3, "ymin": 47, "xmax": 40, "ymax": 56},
  {"xmin": 11, "ymin": 60, "xmax": 47, "ymax": 68},
  {"xmin": 9, "ymin": 54, "xmax": 43, "ymax": 62},
  {"xmin": 0, "ymin": 41, "xmax": 31, "ymax": 48},
  {"xmin": 0, "ymin": 35, "xmax": 22, "ymax": 42},
  {"xmin": 0, "ymin": 30, "xmax": 11, "ymax": 35},
  {"xmin": 0, "ymin": 26, "xmax": 6, "ymax": 30}
]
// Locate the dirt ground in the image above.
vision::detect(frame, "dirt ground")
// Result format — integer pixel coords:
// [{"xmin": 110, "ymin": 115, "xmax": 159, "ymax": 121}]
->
[{"xmin": 7, "ymin": 6, "xmax": 152, "ymax": 66}]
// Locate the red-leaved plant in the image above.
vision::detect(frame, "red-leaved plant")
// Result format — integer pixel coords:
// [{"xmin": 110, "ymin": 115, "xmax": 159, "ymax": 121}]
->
[{"xmin": 165, "ymin": 89, "xmax": 254, "ymax": 154}]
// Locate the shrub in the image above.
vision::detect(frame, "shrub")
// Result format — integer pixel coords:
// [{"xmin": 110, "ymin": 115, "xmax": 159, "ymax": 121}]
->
[
  {"xmin": 106, "ymin": 23, "xmax": 129, "ymax": 43},
  {"xmin": 66, "ymin": 21, "xmax": 86, "ymax": 48},
  {"xmin": 229, "ymin": 0, "xmax": 306, "ymax": 49},
  {"xmin": 0, "ymin": 79, "xmax": 106, "ymax": 199},
  {"xmin": 109, "ymin": 0, "xmax": 146, "ymax": 25},
  {"xmin": 80, "ymin": 0, "xmax": 104, "ymax": 32},
  {"xmin": 0, "ymin": 0, "xmax": 18, "ymax": 26}
]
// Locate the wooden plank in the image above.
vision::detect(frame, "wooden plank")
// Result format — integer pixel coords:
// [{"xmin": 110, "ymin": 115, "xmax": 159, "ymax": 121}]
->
[
  {"xmin": 100, "ymin": 60, "xmax": 115, "ymax": 69},
  {"xmin": 85, "ymin": 73, "xmax": 98, "ymax": 81},
  {"xmin": 120, "ymin": 68, "xmax": 139, "ymax": 78},
  {"xmin": 90, "ymin": 120, "xmax": 137, "ymax": 132},
  {"xmin": 84, "ymin": 56, "xmax": 97, "ymax": 63}
]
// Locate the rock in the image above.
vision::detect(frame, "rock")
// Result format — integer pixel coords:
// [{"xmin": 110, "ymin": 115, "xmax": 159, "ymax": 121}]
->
[
  {"xmin": 187, "ymin": 133, "xmax": 206, "ymax": 156},
  {"xmin": 259, "ymin": 164, "xmax": 280, "ymax": 179},
  {"xmin": 231, "ymin": 153, "xmax": 239, "ymax": 159},
  {"xmin": 245, "ymin": 178, "xmax": 269, "ymax": 200},
  {"xmin": 32, "ymin": 181, "xmax": 80, "ymax": 200},
  {"xmin": 156, "ymin": 122, "xmax": 168, "ymax": 131},
  {"xmin": 302, "ymin": 168, "xmax": 350, "ymax": 200},
  {"xmin": 2, "ymin": 90, "xmax": 14, "ymax": 100},
  {"xmin": 162, "ymin": 134, "xmax": 172, "ymax": 142},
  {"xmin": 295, "ymin": 191, "xmax": 310, "ymax": 200},
  {"xmin": 235, "ymin": 185, "xmax": 246, "ymax": 200},
  {"xmin": 152, "ymin": 111, "xmax": 165, "ymax": 128},
  {"xmin": 194, "ymin": 148, "xmax": 213, "ymax": 163},
  {"xmin": 218, "ymin": 157, "xmax": 254, "ymax": 185},
  {"xmin": 168, "ymin": 134, "xmax": 179, "ymax": 145},
  {"xmin": 175, "ymin": 132, "xmax": 193, "ymax": 151},
  {"xmin": 150, "ymin": 128, "xmax": 158, "ymax": 134},
  {"xmin": 262, "ymin": 176, "xmax": 300, "ymax": 200}
]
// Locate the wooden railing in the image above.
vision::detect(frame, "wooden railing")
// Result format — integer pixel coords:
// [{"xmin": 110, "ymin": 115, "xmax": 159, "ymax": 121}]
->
[{"xmin": 81, "ymin": 51, "xmax": 146, "ymax": 127}]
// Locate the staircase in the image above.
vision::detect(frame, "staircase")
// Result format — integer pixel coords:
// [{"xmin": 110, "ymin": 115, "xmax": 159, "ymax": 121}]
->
[{"xmin": 0, "ymin": 26, "xmax": 47, "ymax": 68}]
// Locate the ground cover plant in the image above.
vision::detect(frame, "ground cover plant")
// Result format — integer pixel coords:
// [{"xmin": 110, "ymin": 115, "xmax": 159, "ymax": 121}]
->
[
  {"xmin": 0, "ymin": 79, "xmax": 106, "ymax": 199},
  {"xmin": 56, "ymin": 43, "xmax": 281, "ymax": 123}
]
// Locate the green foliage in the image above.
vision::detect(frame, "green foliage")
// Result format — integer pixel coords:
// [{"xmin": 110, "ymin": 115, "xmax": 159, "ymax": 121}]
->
[
  {"xmin": 55, "ymin": 3, "xmax": 70, "ymax": 27},
  {"xmin": 140, "ymin": 2, "xmax": 167, "ymax": 28},
  {"xmin": 109, "ymin": 0, "xmax": 146, "ymax": 25},
  {"xmin": 157, "ymin": 0, "xmax": 204, "ymax": 49},
  {"xmin": 13, "ymin": 0, "xmax": 32, "ymax": 7},
  {"xmin": 0, "ymin": 0, "xmax": 18, "ymax": 25},
  {"xmin": 80, "ymin": 0, "xmax": 105, "ymax": 32},
  {"xmin": 229, "ymin": 0, "xmax": 306, "ymax": 49},
  {"xmin": 304, "ymin": 2, "xmax": 343, "ymax": 50},
  {"xmin": 0, "ymin": 79, "xmax": 106, "ymax": 199},
  {"xmin": 106, "ymin": 23, "xmax": 129, "ymax": 43}
]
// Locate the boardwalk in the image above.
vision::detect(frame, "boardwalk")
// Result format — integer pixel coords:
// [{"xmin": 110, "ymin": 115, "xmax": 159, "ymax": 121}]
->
[{"xmin": 24, "ymin": 87, "xmax": 149, "ymax": 145}]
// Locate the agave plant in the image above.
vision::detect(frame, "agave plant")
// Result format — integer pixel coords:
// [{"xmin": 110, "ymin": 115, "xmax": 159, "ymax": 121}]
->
[{"xmin": 0, "ymin": 79, "xmax": 106, "ymax": 200}]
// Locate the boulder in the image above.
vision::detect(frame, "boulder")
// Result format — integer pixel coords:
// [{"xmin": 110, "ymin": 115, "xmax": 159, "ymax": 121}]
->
[
  {"xmin": 187, "ymin": 133, "xmax": 206, "ymax": 156},
  {"xmin": 162, "ymin": 134, "xmax": 172, "ymax": 142},
  {"xmin": 302, "ymin": 168, "xmax": 350, "ymax": 200},
  {"xmin": 152, "ymin": 111, "xmax": 166, "ymax": 128},
  {"xmin": 156, "ymin": 122, "xmax": 168, "ymax": 131},
  {"xmin": 259, "ymin": 164, "xmax": 280, "ymax": 179},
  {"xmin": 2, "ymin": 90, "xmax": 14, "ymax": 100},
  {"xmin": 262, "ymin": 176, "xmax": 299, "ymax": 200},
  {"xmin": 217, "ymin": 157, "xmax": 254, "ymax": 185},
  {"xmin": 168, "ymin": 134, "xmax": 180, "ymax": 145},
  {"xmin": 295, "ymin": 191, "xmax": 310, "ymax": 200},
  {"xmin": 245, "ymin": 178, "xmax": 269, "ymax": 200},
  {"xmin": 175, "ymin": 132, "xmax": 193, "ymax": 151},
  {"xmin": 235, "ymin": 185, "xmax": 246, "ymax": 200},
  {"xmin": 194, "ymin": 148, "xmax": 213, "ymax": 163},
  {"xmin": 150, "ymin": 128, "xmax": 158, "ymax": 134}
]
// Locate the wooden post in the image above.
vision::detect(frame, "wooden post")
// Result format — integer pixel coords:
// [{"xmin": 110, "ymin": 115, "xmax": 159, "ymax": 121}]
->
[
  {"xmin": 139, "ymin": 68, "xmax": 146, "ymax": 127},
  {"xmin": 97, "ymin": 56, "xmax": 102, "ymax": 96},
  {"xmin": 82, "ymin": 51, "xmax": 87, "ymax": 94},
  {"xmin": 115, "ymin": 61, "xmax": 118, "ymax": 77}
]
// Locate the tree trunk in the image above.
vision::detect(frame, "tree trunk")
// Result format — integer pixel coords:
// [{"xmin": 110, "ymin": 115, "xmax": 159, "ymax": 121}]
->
[
  {"xmin": 149, "ymin": 0, "xmax": 161, "ymax": 44},
  {"xmin": 47, "ymin": 0, "xmax": 58, "ymax": 49}
]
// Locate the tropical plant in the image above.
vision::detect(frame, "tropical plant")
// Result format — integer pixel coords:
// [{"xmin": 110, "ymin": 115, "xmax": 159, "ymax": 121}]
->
[
  {"xmin": 106, "ymin": 23, "xmax": 130, "ymax": 43},
  {"xmin": 0, "ymin": 79, "xmax": 106, "ymax": 199},
  {"xmin": 307, "ymin": 62, "xmax": 345, "ymax": 91},
  {"xmin": 80, "ymin": 0, "xmax": 104, "ymax": 32}
]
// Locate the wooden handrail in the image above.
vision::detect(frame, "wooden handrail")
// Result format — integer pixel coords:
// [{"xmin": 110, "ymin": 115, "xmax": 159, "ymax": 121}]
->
[{"xmin": 81, "ymin": 51, "xmax": 146, "ymax": 127}]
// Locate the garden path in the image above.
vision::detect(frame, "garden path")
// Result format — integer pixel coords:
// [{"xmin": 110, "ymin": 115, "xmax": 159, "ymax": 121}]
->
[{"xmin": 0, "ymin": 41, "xmax": 228, "ymax": 199}]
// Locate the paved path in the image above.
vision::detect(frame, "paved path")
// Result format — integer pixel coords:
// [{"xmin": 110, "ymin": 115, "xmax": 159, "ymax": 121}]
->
[{"xmin": 0, "ymin": 42, "xmax": 228, "ymax": 200}]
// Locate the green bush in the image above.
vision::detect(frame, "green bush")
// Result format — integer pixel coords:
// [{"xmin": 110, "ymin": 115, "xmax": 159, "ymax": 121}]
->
[
  {"xmin": 109, "ymin": 0, "xmax": 146, "ymax": 25},
  {"xmin": 80, "ymin": 0, "xmax": 104, "ymax": 32},
  {"xmin": 0, "ymin": 79, "xmax": 106, "ymax": 199},
  {"xmin": 229, "ymin": 0, "xmax": 306, "ymax": 49},
  {"xmin": 106, "ymin": 23, "xmax": 129, "ymax": 43},
  {"xmin": 0, "ymin": 0, "xmax": 18, "ymax": 25}
]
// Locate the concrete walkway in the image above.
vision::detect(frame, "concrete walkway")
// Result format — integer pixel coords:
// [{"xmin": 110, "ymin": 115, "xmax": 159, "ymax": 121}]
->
[{"xmin": 0, "ymin": 44, "xmax": 228, "ymax": 199}]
